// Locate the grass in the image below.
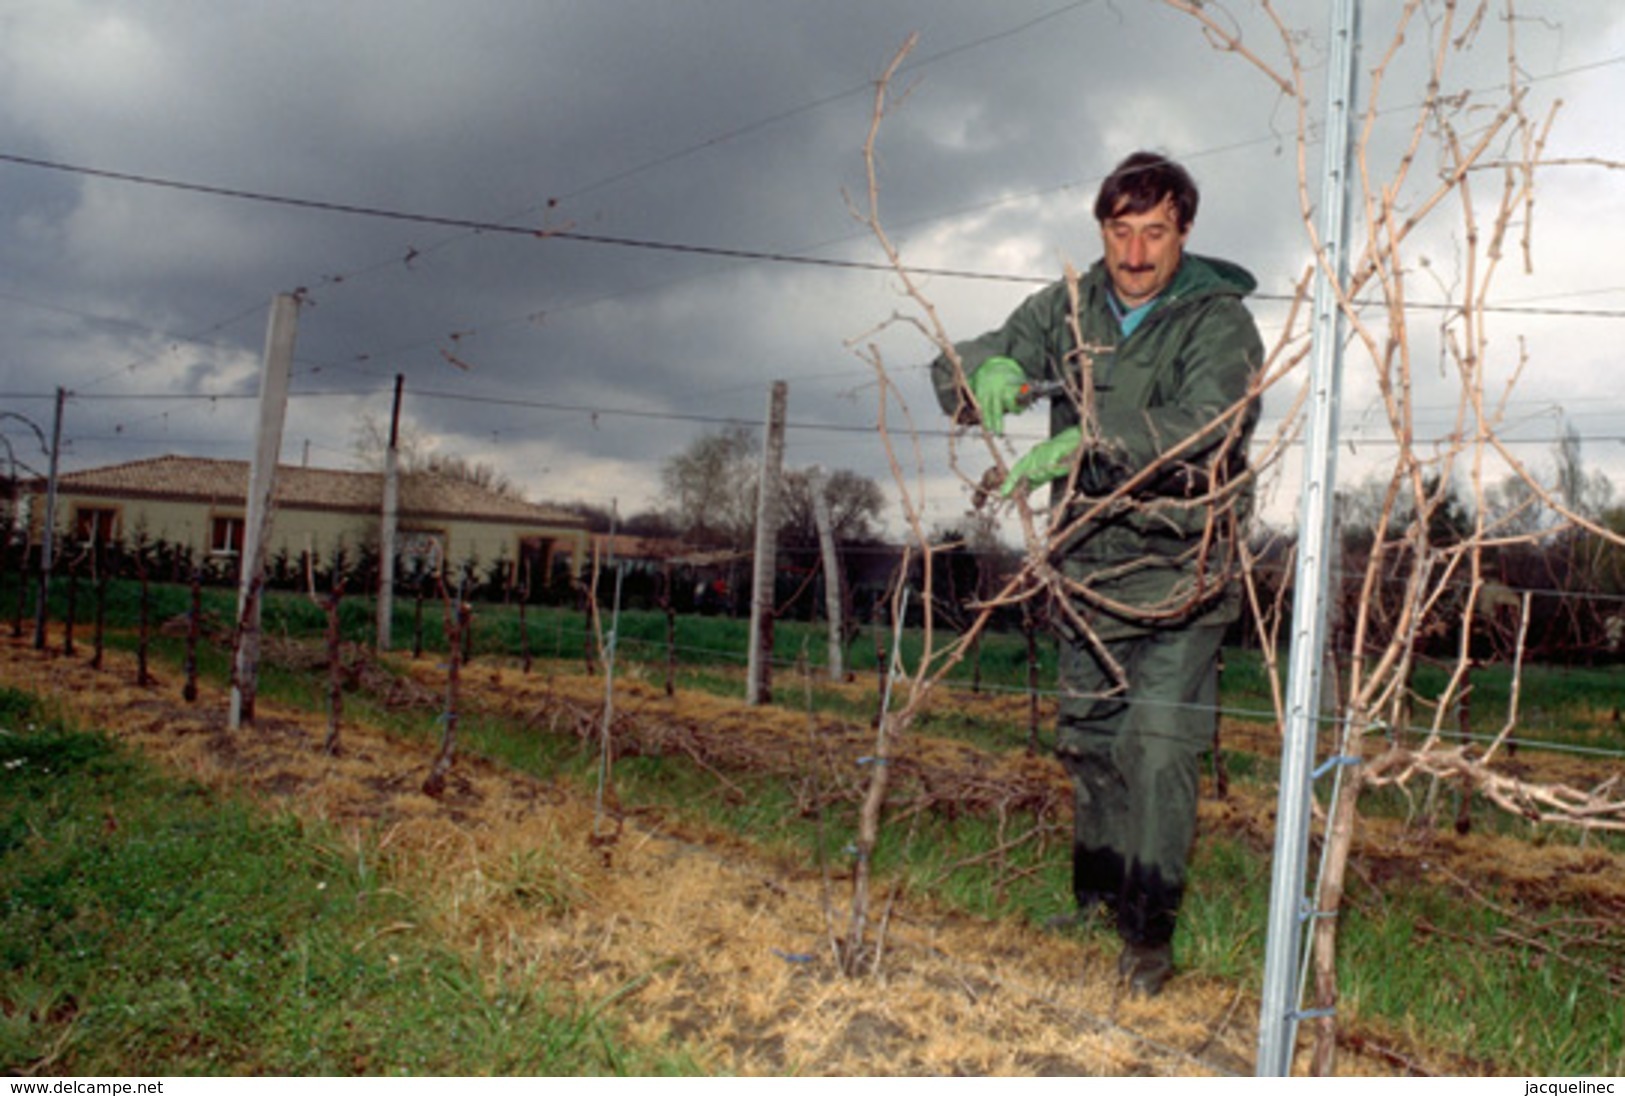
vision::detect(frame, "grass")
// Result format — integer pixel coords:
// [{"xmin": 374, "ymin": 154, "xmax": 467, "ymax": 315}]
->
[
  {"xmin": 1176, "ymin": 836, "xmax": 1272, "ymax": 982},
  {"xmin": 13, "ymin": 571, "xmax": 1620, "ymax": 749},
  {"xmin": 230, "ymin": 652, "xmax": 1625, "ymax": 1075},
  {"xmin": 0, "ymin": 686, "xmax": 691, "ymax": 1077},
  {"xmin": 406, "ymin": 679, "xmax": 1625, "ymax": 1072},
  {"xmin": 1336, "ymin": 878, "xmax": 1625, "ymax": 1074},
  {"xmin": 9, "ymin": 637, "xmax": 1623, "ymax": 1074},
  {"xmin": 10, "ymin": 572, "xmax": 1625, "ymax": 1074}
]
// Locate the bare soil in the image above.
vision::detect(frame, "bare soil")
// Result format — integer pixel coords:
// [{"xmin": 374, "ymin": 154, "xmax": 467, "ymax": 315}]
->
[{"xmin": 4, "ymin": 634, "xmax": 1619, "ymax": 1076}]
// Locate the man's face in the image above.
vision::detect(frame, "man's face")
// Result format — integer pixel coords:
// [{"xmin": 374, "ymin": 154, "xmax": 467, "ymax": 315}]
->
[{"xmin": 1100, "ymin": 195, "xmax": 1189, "ymax": 308}]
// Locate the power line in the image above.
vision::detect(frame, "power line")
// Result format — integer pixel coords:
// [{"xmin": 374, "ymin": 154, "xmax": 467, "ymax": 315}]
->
[
  {"xmin": 9, "ymin": 149, "xmax": 1625, "ymax": 325},
  {"xmin": 42, "ymin": 2, "xmax": 1111, "ymax": 375},
  {"xmin": 5, "ymin": 27, "xmax": 1625, "ymax": 380},
  {"xmin": 0, "ymin": 151, "xmax": 958, "ymax": 275},
  {"xmin": 545, "ymin": 0, "xmax": 1103, "ymax": 209},
  {"xmin": 35, "ymin": 381, "xmax": 1625, "ymax": 453},
  {"xmin": 5, "ymin": 16, "xmax": 1624, "ymax": 395},
  {"xmin": 362, "ymin": 3, "xmax": 1110, "ymax": 287},
  {"xmin": 4, "ymin": 29, "xmax": 1623, "ymax": 418},
  {"xmin": 304, "ymin": 1, "xmax": 1106, "ymax": 288}
]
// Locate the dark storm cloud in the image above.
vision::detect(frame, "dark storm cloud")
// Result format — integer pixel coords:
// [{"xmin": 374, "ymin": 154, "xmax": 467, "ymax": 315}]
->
[{"xmin": 3, "ymin": 1, "xmax": 1622, "ymax": 522}]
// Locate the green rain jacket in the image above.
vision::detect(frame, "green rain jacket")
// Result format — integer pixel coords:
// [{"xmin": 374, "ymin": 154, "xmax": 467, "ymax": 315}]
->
[{"xmin": 933, "ymin": 252, "xmax": 1264, "ymax": 636}]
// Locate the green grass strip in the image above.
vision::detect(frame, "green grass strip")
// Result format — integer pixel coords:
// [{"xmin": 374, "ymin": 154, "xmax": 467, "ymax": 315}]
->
[{"xmin": 0, "ymin": 686, "xmax": 692, "ymax": 1077}]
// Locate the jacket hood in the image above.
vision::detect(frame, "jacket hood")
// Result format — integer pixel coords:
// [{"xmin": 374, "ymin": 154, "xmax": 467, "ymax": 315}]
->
[{"xmin": 1171, "ymin": 252, "xmax": 1257, "ymax": 298}]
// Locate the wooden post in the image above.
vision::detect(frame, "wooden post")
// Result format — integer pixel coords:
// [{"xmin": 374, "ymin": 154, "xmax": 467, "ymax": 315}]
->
[
  {"xmin": 91, "ymin": 544, "xmax": 108, "ymax": 670},
  {"xmin": 11, "ymin": 525, "xmax": 27, "ymax": 638},
  {"xmin": 136, "ymin": 544, "xmax": 152, "ymax": 687},
  {"xmin": 746, "ymin": 380, "xmax": 788, "ymax": 705},
  {"xmin": 1023, "ymin": 599, "xmax": 1041, "ymax": 755},
  {"xmin": 32, "ymin": 387, "xmax": 65, "ymax": 650},
  {"xmin": 377, "ymin": 374, "xmax": 403, "ymax": 651},
  {"xmin": 413, "ymin": 577, "xmax": 426, "ymax": 658},
  {"xmin": 582, "ymin": 539, "xmax": 601, "ymax": 675},
  {"xmin": 63, "ymin": 555, "xmax": 78, "ymax": 656},
  {"xmin": 660, "ymin": 561, "xmax": 677, "ymax": 698},
  {"xmin": 230, "ymin": 293, "xmax": 299, "ymax": 729},
  {"xmin": 873, "ymin": 594, "xmax": 887, "ymax": 725},
  {"xmin": 519, "ymin": 560, "xmax": 533, "ymax": 674},
  {"xmin": 809, "ymin": 467, "xmax": 846, "ymax": 681},
  {"xmin": 183, "ymin": 568, "xmax": 202, "ymax": 702},
  {"xmin": 323, "ymin": 582, "xmax": 346, "ymax": 755},
  {"xmin": 424, "ymin": 581, "xmax": 469, "ymax": 798}
]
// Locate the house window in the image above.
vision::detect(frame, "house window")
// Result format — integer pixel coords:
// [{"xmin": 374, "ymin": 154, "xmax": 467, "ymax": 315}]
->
[
  {"xmin": 73, "ymin": 506, "xmax": 118, "ymax": 546},
  {"xmin": 211, "ymin": 515, "xmax": 245, "ymax": 556}
]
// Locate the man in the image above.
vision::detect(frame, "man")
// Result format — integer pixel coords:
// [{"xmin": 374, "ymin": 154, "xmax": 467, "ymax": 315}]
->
[{"xmin": 932, "ymin": 151, "xmax": 1263, "ymax": 996}]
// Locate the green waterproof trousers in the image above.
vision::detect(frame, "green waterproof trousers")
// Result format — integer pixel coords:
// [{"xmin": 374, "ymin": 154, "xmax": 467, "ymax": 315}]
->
[{"xmin": 1055, "ymin": 621, "xmax": 1224, "ymax": 948}]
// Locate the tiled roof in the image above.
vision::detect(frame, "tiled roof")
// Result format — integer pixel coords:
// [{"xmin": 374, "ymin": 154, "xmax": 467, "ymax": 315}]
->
[
  {"xmin": 589, "ymin": 534, "xmax": 702, "ymax": 562},
  {"xmin": 36, "ymin": 455, "xmax": 587, "ymax": 529}
]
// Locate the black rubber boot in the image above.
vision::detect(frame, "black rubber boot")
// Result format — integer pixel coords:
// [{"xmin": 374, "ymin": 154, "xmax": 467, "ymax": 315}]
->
[
  {"xmin": 1117, "ymin": 941, "xmax": 1174, "ymax": 997},
  {"xmin": 1043, "ymin": 889, "xmax": 1117, "ymax": 933}
]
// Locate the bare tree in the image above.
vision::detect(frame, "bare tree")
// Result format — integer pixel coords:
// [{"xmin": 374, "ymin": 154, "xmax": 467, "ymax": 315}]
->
[
  {"xmin": 352, "ymin": 411, "xmax": 427, "ymax": 473},
  {"xmin": 352, "ymin": 412, "xmax": 524, "ymax": 499},
  {"xmin": 779, "ymin": 467, "xmax": 886, "ymax": 553},
  {"xmin": 416, "ymin": 453, "xmax": 524, "ymax": 500},
  {"xmin": 659, "ymin": 425, "xmax": 761, "ymax": 549}
]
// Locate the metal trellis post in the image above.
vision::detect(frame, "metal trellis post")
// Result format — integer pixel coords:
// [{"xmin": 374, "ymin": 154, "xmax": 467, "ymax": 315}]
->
[{"xmin": 1256, "ymin": 0, "xmax": 1360, "ymax": 1076}]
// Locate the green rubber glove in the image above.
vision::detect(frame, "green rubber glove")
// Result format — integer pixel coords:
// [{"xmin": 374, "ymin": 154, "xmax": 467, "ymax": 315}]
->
[
  {"xmin": 1001, "ymin": 426, "xmax": 1084, "ymax": 497},
  {"xmin": 968, "ymin": 356, "xmax": 1027, "ymax": 436}
]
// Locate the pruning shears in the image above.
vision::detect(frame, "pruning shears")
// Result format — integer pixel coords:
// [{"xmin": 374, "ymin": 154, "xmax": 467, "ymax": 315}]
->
[
  {"xmin": 1015, "ymin": 377, "xmax": 1070, "ymax": 408},
  {"xmin": 971, "ymin": 378, "xmax": 1073, "ymax": 510}
]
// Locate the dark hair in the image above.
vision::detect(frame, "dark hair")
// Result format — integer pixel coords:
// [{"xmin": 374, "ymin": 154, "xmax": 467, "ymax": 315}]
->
[{"xmin": 1094, "ymin": 151, "xmax": 1199, "ymax": 230}]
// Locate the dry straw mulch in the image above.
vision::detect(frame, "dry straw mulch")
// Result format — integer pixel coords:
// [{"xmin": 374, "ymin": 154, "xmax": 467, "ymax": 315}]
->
[{"xmin": 14, "ymin": 634, "xmax": 1600, "ymax": 1075}]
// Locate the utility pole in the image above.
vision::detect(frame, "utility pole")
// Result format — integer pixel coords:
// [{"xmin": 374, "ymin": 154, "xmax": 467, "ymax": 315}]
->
[
  {"xmin": 230, "ymin": 293, "xmax": 299, "ymax": 730},
  {"xmin": 1257, "ymin": 0, "xmax": 1359, "ymax": 1076},
  {"xmin": 746, "ymin": 380, "xmax": 788, "ymax": 705},
  {"xmin": 31, "ymin": 387, "xmax": 66, "ymax": 650},
  {"xmin": 376, "ymin": 374, "xmax": 404, "ymax": 651}
]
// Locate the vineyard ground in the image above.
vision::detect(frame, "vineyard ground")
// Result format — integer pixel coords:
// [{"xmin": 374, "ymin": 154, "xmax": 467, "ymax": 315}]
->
[{"xmin": 2, "ymin": 633, "xmax": 1620, "ymax": 1076}]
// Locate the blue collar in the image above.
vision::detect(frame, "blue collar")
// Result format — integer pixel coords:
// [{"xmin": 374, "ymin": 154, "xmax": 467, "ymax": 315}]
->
[{"xmin": 1108, "ymin": 291, "xmax": 1159, "ymax": 337}]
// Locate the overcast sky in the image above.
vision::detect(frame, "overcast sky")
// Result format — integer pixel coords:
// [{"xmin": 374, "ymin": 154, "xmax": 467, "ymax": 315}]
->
[{"xmin": 3, "ymin": 1, "xmax": 1623, "ymax": 537}]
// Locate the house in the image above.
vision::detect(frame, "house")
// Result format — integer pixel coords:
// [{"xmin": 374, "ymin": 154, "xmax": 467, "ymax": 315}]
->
[
  {"xmin": 22, "ymin": 454, "xmax": 589, "ymax": 582},
  {"xmin": 588, "ymin": 533, "xmax": 699, "ymax": 573},
  {"xmin": 575, "ymin": 534, "xmax": 738, "ymax": 612}
]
